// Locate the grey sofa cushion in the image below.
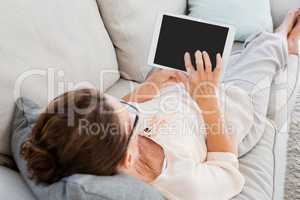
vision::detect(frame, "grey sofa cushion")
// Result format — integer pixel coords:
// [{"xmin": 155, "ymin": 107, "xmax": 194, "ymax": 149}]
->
[
  {"xmin": 11, "ymin": 98, "xmax": 164, "ymax": 200},
  {"xmin": 0, "ymin": 166, "xmax": 35, "ymax": 200}
]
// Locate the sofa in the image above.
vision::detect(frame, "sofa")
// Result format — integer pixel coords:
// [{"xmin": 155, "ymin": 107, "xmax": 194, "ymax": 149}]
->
[{"xmin": 0, "ymin": 0, "xmax": 299, "ymax": 199}]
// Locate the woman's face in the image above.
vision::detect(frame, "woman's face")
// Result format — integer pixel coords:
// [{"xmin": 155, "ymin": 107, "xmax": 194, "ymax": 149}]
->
[{"xmin": 104, "ymin": 94, "xmax": 140, "ymax": 165}]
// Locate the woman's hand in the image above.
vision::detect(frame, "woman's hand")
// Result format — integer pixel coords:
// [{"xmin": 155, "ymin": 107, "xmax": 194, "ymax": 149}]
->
[
  {"xmin": 144, "ymin": 68, "xmax": 179, "ymax": 89},
  {"xmin": 177, "ymin": 51, "xmax": 222, "ymax": 113},
  {"xmin": 122, "ymin": 69, "xmax": 179, "ymax": 103},
  {"xmin": 178, "ymin": 51, "xmax": 237, "ymax": 155}
]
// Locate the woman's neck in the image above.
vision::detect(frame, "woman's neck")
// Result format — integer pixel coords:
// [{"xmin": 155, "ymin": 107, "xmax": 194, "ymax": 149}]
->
[{"xmin": 124, "ymin": 136, "xmax": 165, "ymax": 183}]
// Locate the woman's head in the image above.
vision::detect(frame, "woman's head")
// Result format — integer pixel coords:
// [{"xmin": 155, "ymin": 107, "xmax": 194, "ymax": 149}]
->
[{"xmin": 21, "ymin": 88, "xmax": 139, "ymax": 184}]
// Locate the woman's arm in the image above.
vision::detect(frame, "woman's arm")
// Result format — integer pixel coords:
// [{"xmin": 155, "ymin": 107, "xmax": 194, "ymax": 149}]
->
[
  {"xmin": 122, "ymin": 69, "xmax": 180, "ymax": 103},
  {"xmin": 122, "ymin": 82, "xmax": 159, "ymax": 103},
  {"xmin": 177, "ymin": 51, "xmax": 237, "ymax": 155},
  {"xmin": 202, "ymin": 108, "xmax": 237, "ymax": 155},
  {"xmin": 162, "ymin": 156, "xmax": 245, "ymax": 200}
]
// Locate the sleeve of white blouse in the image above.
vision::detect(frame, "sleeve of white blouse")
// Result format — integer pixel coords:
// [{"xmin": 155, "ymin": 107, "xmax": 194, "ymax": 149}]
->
[
  {"xmin": 203, "ymin": 152, "xmax": 244, "ymax": 199},
  {"xmin": 172, "ymin": 152, "xmax": 245, "ymax": 200}
]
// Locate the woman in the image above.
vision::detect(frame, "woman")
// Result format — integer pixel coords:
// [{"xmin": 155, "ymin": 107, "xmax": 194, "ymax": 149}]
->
[{"xmin": 22, "ymin": 10, "xmax": 300, "ymax": 200}]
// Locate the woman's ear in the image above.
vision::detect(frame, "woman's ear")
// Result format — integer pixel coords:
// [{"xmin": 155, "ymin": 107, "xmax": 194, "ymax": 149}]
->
[{"xmin": 119, "ymin": 152, "xmax": 133, "ymax": 169}]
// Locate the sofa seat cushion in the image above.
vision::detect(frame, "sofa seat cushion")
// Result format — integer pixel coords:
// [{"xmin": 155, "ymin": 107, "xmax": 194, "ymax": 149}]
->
[
  {"xmin": 97, "ymin": 0, "xmax": 187, "ymax": 82},
  {"xmin": 233, "ymin": 120, "xmax": 276, "ymax": 200},
  {"xmin": 0, "ymin": 166, "xmax": 35, "ymax": 200},
  {"xmin": 0, "ymin": 0, "xmax": 119, "ymax": 155},
  {"xmin": 10, "ymin": 98, "xmax": 164, "ymax": 200},
  {"xmin": 273, "ymin": 121, "xmax": 289, "ymax": 200}
]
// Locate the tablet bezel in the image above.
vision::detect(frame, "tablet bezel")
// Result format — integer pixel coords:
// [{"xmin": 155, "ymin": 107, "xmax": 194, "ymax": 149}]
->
[{"xmin": 148, "ymin": 13, "xmax": 236, "ymax": 73}]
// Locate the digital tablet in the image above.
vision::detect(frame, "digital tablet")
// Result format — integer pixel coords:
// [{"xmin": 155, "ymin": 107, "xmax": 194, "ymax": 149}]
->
[{"xmin": 148, "ymin": 13, "xmax": 236, "ymax": 72}]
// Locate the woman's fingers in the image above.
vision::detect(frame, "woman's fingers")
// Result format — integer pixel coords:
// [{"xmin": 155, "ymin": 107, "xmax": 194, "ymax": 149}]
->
[
  {"xmin": 184, "ymin": 51, "xmax": 219, "ymax": 81},
  {"xmin": 214, "ymin": 53, "xmax": 222, "ymax": 81},
  {"xmin": 195, "ymin": 50, "xmax": 204, "ymax": 73},
  {"xmin": 203, "ymin": 51, "xmax": 213, "ymax": 81},
  {"xmin": 184, "ymin": 52, "xmax": 195, "ymax": 74},
  {"xmin": 203, "ymin": 51, "xmax": 212, "ymax": 72}
]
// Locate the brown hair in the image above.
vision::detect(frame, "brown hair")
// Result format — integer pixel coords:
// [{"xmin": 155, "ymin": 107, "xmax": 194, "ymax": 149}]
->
[{"xmin": 21, "ymin": 89, "xmax": 129, "ymax": 184}]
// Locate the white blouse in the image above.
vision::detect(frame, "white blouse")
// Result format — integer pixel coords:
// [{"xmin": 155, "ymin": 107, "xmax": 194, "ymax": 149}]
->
[{"xmin": 131, "ymin": 83, "xmax": 250, "ymax": 200}]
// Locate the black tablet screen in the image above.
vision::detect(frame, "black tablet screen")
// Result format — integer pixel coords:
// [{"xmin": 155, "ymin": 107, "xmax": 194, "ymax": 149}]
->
[{"xmin": 154, "ymin": 15, "xmax": 229, "ymax": 71}]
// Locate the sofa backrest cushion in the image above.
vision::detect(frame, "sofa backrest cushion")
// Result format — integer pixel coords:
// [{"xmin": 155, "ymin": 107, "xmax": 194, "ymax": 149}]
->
[
  {"xmin": 11, "ymin": 98, "xmax": 164, "ymax": 200},
  {"xmin": 0, "ymin": 0, "xmax": 120, "ymax": 155},
  {"xmin": 97, "ymin": 0, "xmax": 187, "ymax": 82},
  {"xmin": 188, "ymin": 0, "xmax": 273, "ymax": 42}
]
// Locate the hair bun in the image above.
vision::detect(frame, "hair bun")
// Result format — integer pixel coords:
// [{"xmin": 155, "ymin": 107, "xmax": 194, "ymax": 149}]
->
[{"xmin": 21, "ymin": 139, "xmax": 59, "ymax": 183}]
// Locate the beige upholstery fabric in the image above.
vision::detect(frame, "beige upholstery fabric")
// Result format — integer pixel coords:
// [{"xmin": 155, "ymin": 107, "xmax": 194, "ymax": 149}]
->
[
  {"xmin": 97, "ymin": 0, "xmax": 187, "ymax": 82},
  {"xmin": 0, "ymin": 0, "xmax": 119, "ymax": 155}
]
